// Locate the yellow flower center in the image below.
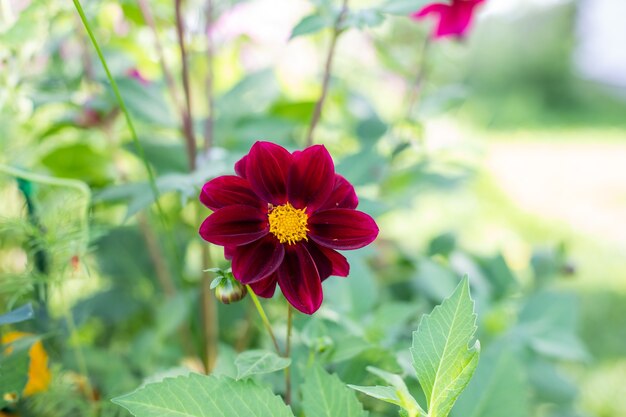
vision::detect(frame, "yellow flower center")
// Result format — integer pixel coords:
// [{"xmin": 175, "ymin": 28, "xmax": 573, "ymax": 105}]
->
[{"xmin": 268, "ymin": 202, "xmax": 309, "ymax": 245}]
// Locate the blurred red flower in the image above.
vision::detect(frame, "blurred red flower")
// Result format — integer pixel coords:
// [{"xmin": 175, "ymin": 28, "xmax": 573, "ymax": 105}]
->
[
  {"xmin": 412, "ymin": 0, "xmax": 485, "ymax": 39},
  {"xmin": 199, "ymin": 141, "xmax": 379, "ymax": 314}
]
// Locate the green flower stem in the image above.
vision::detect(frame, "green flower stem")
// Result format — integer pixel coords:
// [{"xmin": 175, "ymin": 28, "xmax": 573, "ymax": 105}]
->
[
  {"xmin": 246, "ymin": 286, "xmax": 281, "ymax": 354},
  {"xmin": 305, "ymin": 0, "xmax": 349, "ymax": 147},
  {"xmin": 72, "ymin": 0, "xmax": 172, "ymax": 234},
  {"xmin": 284, "ymin": 304, "xmax": 293, "ymax": 405},
  {"xmin": 73, "ymin": 0, "xmax": 184, "ymax": 296}
]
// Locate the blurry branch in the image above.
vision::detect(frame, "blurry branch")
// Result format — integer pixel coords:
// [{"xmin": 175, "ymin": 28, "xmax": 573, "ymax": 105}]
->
[
  {"xmin": 200, "ymin": 0, "xmax": 218, "ymax": 374},
  {"xmin": 203, "ymin": 0, "xmax": 215, "ymax": 153},
  {"xmin": 174, "ymin": 0, "xmax": 197, "ymax": 170},
  {"xmin": 405, "ymin": 36, "xmax": 431, "ymax": 120},
  {"xmin": 305, "ymin": 0, "xmax": 350, "ymax": 147},
  {"xmin": 137, "ymin": 215, "xmax": 176, "ymax": 297},
  {"xmin": 137, "ymin": 0, "xmax": 185, "ymax": 121}
]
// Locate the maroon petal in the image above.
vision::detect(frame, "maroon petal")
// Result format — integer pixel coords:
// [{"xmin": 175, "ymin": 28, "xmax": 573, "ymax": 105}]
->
[
  {"xmin": 235, "ymin": 155, "xmax": 248, "ymax": 179},
  {"xmin": 249, "ymin": 273, "xmax": 278, "ymax": 298},
  {"xmin": 231, "ymin": 235, "xmax": 284, "ymax": 284},
  {"xmin": 199, "ymin": 205, "xmax": 268, "ymax": 246},
  {"xmin": 309, "ymin": 209, "xmax": 379, "ymax": 250},
  {"xmin": 319, "ymin": 174, "xmax": 358, "ymax": 211},
  {"xmin": 305, "ymin": 241, "xmax": 349, "ymax": 281},
  {"xmin": 287, "ymin": 145, "xmax": 335, "ymax": 212},
  {"xmin": 200, "ymin": 175, "xmax": 262, "ymax": 210},
  {"xmin": 224, "ymin": 246, "xmax": 236, "ymax": 260},
  {"xmin": 247, "ymin": 141, "xmax": 292, "ymax": 205},
  {"xmin": 277, "ymin": 244, "xmax": 323, "ymax": 315}
]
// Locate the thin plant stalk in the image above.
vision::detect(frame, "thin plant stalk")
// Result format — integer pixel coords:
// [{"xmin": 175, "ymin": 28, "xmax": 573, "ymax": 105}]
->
[
  {"xmin": 199, "ymin": 0, "xmax": 219, "ymax": 373},
  {"xmin": 137, "ymin": 0, "xmax": 185, "ymax": 120},
  {"xmin": 200, "ymin": 243, "xmax": 218, "ymax": 373},
  {"xmin": 305, "ymin": 0, "xmax": 350, "ymax": 147},
  {"xmin": 174, "ymin": 0, "xmax": 197, "ymax": 170},
  {"xmin": 72, "ymin": 0, "xmax": 172, "ymax": 239},
  {"xmin": 405, "ymin": 36, "xmax": 431, "ymax": 119},
  {"xmin": 203, "ymin": 0, "xmax": 215, "ymax": 153},
  {"xmin": 246, "ymin": 286, "xmax": 281, "ymax": 354},
  {"xmin": 284, "ymin": 304, "xmax": 293, "ymax": 405}
]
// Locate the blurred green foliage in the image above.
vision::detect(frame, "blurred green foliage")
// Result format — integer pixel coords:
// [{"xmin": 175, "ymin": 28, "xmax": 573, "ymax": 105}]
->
[{"xmin": 1, "ymin": 0, "xmax": 625, "ymax": 416}]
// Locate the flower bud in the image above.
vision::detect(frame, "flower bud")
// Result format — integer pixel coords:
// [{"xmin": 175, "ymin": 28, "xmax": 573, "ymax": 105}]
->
[{"xmin": 213, "ymin": 273, "xmax": 247, "ymax": 304}]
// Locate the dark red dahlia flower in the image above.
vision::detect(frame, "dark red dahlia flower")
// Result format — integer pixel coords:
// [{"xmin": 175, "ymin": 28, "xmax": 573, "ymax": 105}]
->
[
  {"xmin": 199, "ymin": 141, "xmax": 379, "ymax": 314},
  {"xmin": 412, "ymin": 0, "xmax": 485, "ymax": 40}
]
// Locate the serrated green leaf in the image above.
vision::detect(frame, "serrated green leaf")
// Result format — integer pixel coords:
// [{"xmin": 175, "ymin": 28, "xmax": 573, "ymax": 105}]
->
[
  {"xmin": 235, "ymin": 350, "xmax": 291, "ymax": 380},
  {"xmin": 112, "ymin": 373, "xmax": 294, "ymax": 417},
  {"xmin": 0, "ymin": 303, "xmax": 34, "ymax": 325},
  {"xmin": 452, "ymin": 346, "xmax": 529, "ymax": 417},
  {"xmin": 302, "ymin": 364, "xmax": 368, "ymax": 417},
  {"xmin": 410, "ymin": 277, "xmax": 480, "ymax": 417}
]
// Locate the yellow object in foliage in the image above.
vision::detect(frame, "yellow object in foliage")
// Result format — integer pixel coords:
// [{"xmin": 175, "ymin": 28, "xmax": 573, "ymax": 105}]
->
[{"xmin": 1, "ymin": 331, "xmax": 51, "ymax": 396}]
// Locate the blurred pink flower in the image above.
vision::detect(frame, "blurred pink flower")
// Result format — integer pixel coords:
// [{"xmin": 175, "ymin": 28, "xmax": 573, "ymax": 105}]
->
[
  {"xmin": 411, "ymin": 0, "xmax": 485, "ymax": 39},
  {"xmin": 126, "ymin": 68, "xmax": 150, "ymax": 86}
]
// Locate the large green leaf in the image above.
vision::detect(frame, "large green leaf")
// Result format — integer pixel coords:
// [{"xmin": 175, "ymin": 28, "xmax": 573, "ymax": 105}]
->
[
  {"xmin": 302, "ymin": 364, "xmax": 368, "ymax": 417},
  {"xmin": 452, "ymin": 345, "xmax": 529, "ymax": 417},
  {"xmin": 235, "ymin": 350, "xmax": 291, "ymax": 380},
  {"xmin": 410, "ymin": 277, "xmax": 480, "ymax": 417},
  {"xmin": 112, "ymin": 373, "xmax": 294, "ymax": 417}
]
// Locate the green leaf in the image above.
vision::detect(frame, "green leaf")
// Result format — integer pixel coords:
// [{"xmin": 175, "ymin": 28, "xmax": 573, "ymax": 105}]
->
[
  {"xmin": 517, "ymin": 291, "xmax": 589, "ymax": 361},
  {"xmin": 410, "ymin": 277, "xmax": 480, "ymax": 417},
  {"xmin": 235, "ymin": 350, "xmax": 291, "ymax": 380},
  {"xmin": 0, "ymin": 303, "xmax": 34, "ymax": 325},
  {"xmin": 40, "ymin": 143, "xmax": 114, "ymax": 187},
  {"xmin": 111, "ymin": 77, "xmax": 175, "ymax": 127},
  {"xmin": 302, "ymin": 364, "xmax": 368, "ymax": 417},
  {"xmin": 452, "ymin": 345, "xmax": 529, "ymax": 417},
  {"xmin": 290, "ymin": 14, "xmax": 333, "ymax": 39},
  {"xmin": 112, "ymin": 373, "xmax": 294, "ymax": 417},
  {"xmin": 343, "ymin": 9, "xmax": 385, "ymax": 30},
  {"xmin": 349, "ymin": 367, "xmax": 424, "ymax": 417},
  {"xmin": 379, "ymin": 0, "xmax": 432, "ymax": 15}
]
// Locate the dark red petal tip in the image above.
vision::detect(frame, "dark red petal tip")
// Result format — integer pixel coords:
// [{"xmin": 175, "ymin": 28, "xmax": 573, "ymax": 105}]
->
[
  {"xmin": 249, "ymin": 273, "xmax": 278, "ymax": 298},
  {"xmin": 234, "ymin": 155, "xmax": 248, "ymax": 179},
  {"xmin": 309, "ymin": 208, "xmax": 379, "ymax": 250},
  {"xmin": 247, "ymin": 141, "xmax": 293, "ymax": 204},
  {"xmin": 277, "ymin": 244, "xmax": 323, "ymax": 315},
  {"xmin": 199, "ymin": 205, "xmax": 269, "ymax": 246},
  {"xmin": 231, "ymin": 235, "xmax": 285, "ymax": 284},
  {"xmin": 319, "ymin": 174, "xmax": 358, "ymax": 211},
  {"xmin": 287, "ymin": 145, "xmax": 335, "ymax": 212},
  {"xmin": 305, "ymin": 241, "xmax": 349, "ymax": 281},
  {"xmin": 200, "ymin": 175, "xmax": 261, "ymax": 211}
]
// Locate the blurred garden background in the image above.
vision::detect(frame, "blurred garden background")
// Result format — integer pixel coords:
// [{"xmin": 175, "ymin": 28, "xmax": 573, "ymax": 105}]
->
[{"xmin": 1, "ymin": 0, "xmax": 625, "ymax": 416}]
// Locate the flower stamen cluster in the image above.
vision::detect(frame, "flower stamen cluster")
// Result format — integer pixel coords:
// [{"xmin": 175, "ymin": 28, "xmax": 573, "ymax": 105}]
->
[{"xmin": 268, "ymin": 203, "xmax": 309, "ymax": 245}]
